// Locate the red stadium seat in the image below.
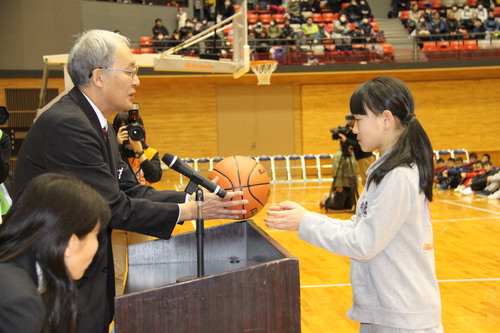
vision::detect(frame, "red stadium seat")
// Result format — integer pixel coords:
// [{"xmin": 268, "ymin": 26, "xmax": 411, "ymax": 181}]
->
[
  {"xmin": 468, "ymin": 0, "xmax": 477, "ymax": 6},
  {"xmin": 399, "ymin": 10, "xmax": 410, "ymax": 20},
  {"xmin": 130, "ymin": 48, "xmax": 140, "ymax": 54},
  {"xmin": 248, "ymin": 13, "xmax": 259, "ymax": 24},
  {"xmin": 322, "ymin": 12, "xmax": 334, "ymax": 22},
  {"xmin": 431, "ymin": 1, "xmax": 442, "ymax": 8},
  {"xmin": 139, "ymin": 48, "xmax": 155, "ymax": 54},
  {"xmin": 139, "ymin": 36, "xmax": 153, "ymax": 47},
  {"xmin": 259, "ymin": 13, "xmax": 272, "ymax": 23},
  {"xmin": 312, "ymin": 13, "xmax": 323, "ymax": 23},
  {"xmin": 494, "ymin": 7, "xmax": 500, "ymax": 17},
  {"xmin": 371, "ymin": 21, "xmax": 379, "ymax": 31},
  {"xmin": 423, "ymin": 42, "xmax": 437, "ymax": 52},
  {"xmin": 437, "ymin": 41, "xmax": 450, "ymax": 49},
  {"xmin": 462, "ymin": 40, "xmax": 479, "ymax": 50},
  {"xmin": 272, "ymin": 14, "xmax": 285, "ymax": 23}
]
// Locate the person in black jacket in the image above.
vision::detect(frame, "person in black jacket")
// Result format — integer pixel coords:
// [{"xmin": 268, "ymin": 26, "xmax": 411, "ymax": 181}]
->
[
  {"xmin": 0, "ymin": 173, "xmax": 110, "ymax": 333},
  {"xmin": 13, "ymin": 29, "xmax": 247, "ymax": 333}
]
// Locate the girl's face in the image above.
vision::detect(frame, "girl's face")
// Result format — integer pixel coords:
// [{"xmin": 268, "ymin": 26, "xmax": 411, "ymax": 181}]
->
[
  {"xmin": 352, "ymin": 107, "xmax": 385, "ymax": 153},
  {"xmin": 64, "ymin": 224, "xmax": 100, "ymax": 280}
]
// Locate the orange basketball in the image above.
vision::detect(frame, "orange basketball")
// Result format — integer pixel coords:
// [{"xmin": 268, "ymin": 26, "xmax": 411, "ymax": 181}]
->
[{"xmin": 209, "ymin": 156, "xmax": 271, "ymax": 220}]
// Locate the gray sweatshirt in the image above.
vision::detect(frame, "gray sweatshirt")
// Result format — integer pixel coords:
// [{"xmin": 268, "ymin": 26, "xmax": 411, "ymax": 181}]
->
[{"xmin": 298, "ymin": 156, "xmax": 442, "ymax": 329}]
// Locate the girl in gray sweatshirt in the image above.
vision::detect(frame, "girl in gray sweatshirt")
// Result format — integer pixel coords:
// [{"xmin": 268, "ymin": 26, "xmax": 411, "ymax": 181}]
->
[{"xmin": 264, "ymin": 76, "xmax": 443, "ymax": 332}]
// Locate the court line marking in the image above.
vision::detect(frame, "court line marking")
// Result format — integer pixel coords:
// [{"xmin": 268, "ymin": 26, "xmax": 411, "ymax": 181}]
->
[
  {"xmin": 433, "ymin": 216, "xmax": 500, "ymax": 222},
  {"xmin": 300, "ymin": 278, "xmax": 500, "ymax": 288},
  {"xmin": 435, "ymin": 200, "xmax": 500, "ymax": 215}
]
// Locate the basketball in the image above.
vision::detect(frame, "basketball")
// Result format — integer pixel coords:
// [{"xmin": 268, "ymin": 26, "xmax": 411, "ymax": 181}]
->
[{"xmin": 208, "ymin": 156, "xmax": 271, "ymax": 220}]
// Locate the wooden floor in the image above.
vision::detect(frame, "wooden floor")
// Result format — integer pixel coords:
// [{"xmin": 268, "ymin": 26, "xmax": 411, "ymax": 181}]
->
[{"xmin": 162, "ymin": 179, "xmax": 500, "ymax": 332}]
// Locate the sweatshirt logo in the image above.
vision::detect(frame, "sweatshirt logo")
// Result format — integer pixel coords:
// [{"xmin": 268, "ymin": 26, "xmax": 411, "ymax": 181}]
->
[
  {"xmin": 422, "ymin": 242, "xmax": 434, "ymax": 251},
  {"xmin": 359, "ymin": 200, "xmax": 368, "ymax": 218}
]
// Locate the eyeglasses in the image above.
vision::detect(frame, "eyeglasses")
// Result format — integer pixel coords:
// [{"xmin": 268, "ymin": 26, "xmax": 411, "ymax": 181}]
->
[{"xmin": 89, "ymin": 65, "xmax": 139, "ymax": 78}]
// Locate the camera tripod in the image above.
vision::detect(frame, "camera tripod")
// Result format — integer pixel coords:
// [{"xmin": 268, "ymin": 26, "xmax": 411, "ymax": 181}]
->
[{"xmin": 326, "ymin": 150, "xmax": 359, "ymax": 214}]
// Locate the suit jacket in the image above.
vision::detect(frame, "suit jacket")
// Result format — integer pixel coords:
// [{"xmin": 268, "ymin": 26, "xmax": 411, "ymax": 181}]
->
[
  {"xmin": 0, "ymin": 253, "xmax": 45, "ymax": 333},
  {"xmin": 14, "ymin": 87, "xmax": 187, "ymax": 333}
]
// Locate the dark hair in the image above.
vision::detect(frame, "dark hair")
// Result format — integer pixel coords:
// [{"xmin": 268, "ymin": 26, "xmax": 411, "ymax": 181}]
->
[
  {"xmin": 455, "ymin": 157, "xmax": 463, "ymax": 162},
  {"xmin": 349, "ymin": 76, "xmax": 434, "ymax": 202},
  {"xmin": 469, "ymin": 152, "xmax": 477, "ymax": 159},
  {"xmin": 447, "ymin": 157, "xmax": 454, "ymax": 162},
  {"xmin": 436, "ymin": 158, "xmax": 444, "ymax": 163},
  {"xmin": 482, "ymin": 161, "xmax": 492, "ymax": 166},
  {"xmin": 112, "ymin": 110, "xmax": 148, "ymax": 148},
  {"xmin": 482, "ymin": 153, "xmax": 491, "ymax": 160},
  {"xmin": 0, "ymin": 173, "xmax": 110, "ymax": 333}
]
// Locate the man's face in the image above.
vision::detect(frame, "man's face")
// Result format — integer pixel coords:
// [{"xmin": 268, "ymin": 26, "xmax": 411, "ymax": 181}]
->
[
  {"xmin": 473, "ymin": 163, "xmax": 482, "ymax": 172},
  {"xmin": 454, "ymin": 160, "xmax": 463, "ymax": 168},
  {"xmin": 100, "ymin": 44, "xmax": 140, "ymax": 117}
]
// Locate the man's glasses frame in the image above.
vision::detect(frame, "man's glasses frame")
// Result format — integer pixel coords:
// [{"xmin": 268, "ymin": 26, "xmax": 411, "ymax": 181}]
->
[{"xmin": 89, "ymin": 66, "xmax": 139, "ymax": 78}]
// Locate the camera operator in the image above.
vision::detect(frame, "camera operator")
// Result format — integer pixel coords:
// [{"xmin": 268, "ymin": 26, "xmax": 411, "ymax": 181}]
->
[
  {"xmin": 0, "ymin": 107, "xmax": 12, "ymax": 219},
  {"xmin": 336, "ymin": 113, "xmax": 375, "ymax": 186}
]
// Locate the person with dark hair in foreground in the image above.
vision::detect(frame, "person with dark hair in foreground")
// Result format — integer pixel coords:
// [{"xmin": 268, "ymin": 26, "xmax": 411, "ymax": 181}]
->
[
  {"xmin": 265, "ymin": 76, "xmax": 443, "ymax": 332},
  {"xmin": 0, "ymin": 173, "xmax": 110, "ymax": 333}
]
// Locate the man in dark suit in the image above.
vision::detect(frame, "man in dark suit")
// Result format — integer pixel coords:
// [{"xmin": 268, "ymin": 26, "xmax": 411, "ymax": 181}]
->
[{"xmin": 13, "ymin": 29, "xmax": 247, "ymax": 333}]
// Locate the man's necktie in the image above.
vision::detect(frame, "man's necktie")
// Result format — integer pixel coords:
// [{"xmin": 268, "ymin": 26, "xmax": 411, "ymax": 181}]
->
[{"xmin": 102, "ymin": 126, "xmax": 109, "ymax": 142}]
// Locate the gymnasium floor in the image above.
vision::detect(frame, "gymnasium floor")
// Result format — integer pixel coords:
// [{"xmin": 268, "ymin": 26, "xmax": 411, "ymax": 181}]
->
[{"xmin": 170, "ymin": 181, "xmax": 500, "ymax": 332}]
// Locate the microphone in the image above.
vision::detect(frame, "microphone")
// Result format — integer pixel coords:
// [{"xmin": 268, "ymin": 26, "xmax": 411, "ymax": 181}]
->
[{"xmin": 162, "ymin": 153, "xmax": 227, "ymax": 198}]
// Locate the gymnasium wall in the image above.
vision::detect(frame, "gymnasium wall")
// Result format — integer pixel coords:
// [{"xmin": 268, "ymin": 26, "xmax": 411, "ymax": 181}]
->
[{"xmin": 1, "ymin": 67, "xmax": 499, "ymax": 165}]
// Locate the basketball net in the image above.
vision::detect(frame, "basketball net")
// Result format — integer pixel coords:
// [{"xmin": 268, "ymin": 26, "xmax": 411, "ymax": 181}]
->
[{"xmin": 250, "ymin": 60, "xmax": 278, "ymax": 85}]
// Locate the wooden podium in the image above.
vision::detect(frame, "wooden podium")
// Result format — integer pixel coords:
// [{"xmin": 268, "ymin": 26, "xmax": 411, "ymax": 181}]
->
[{"xmin": 114, "ymin": 220, "xmax": 301, "ymax": 333}]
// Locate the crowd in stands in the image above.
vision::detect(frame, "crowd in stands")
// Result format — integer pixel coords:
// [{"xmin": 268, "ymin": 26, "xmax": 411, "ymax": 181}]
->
[
  {"xmin": 139, "ymin": 0, "xmax": 388, "ymax": 58},
  {"xmin": 397, "ymin": 0, "xmax": 500, "ymax": 41},
  {"xmin": 434, "ymin": 152, "xmax": 500, "ymax": 199}
]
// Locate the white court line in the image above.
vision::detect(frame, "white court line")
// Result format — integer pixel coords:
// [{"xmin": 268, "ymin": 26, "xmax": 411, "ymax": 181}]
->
[
  {"xmin": 300, "ymin": 278, "xmax": 500, "ymax": 288},
  {"xmin": 433, "ymin": 216, "xmax": 500, "ymax": 223},
  {"xmin": 436, "ymin": 200, "xmax": 500, "ymax": 215}
]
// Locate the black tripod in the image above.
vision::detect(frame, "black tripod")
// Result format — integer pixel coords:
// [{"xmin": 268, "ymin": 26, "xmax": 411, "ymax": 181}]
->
[{"xmin": 326, "ymin": 146, "xmax": 359, "ymax": 213}]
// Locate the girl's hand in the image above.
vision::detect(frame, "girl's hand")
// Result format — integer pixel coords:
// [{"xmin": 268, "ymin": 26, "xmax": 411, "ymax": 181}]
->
[{"xmin": 263, "ymin": 201, "xmax": 308, "ymax": 231}]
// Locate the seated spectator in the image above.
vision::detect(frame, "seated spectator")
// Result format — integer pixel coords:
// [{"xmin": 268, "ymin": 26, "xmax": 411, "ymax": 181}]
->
[
  {"xmin": 465, "ymin": 152, "xmax": 478, "ymax": 171},
  {"xmin": 449, "ymin": 5, "xmax": 463, "ymax": 22},
  {"xmin": 407, "ymin": 3, "xmax": 422, "ymax": 31},
  {"xmin": 332, "ymin": 14, "xmax": 352, "ymax": 49},
  {"xmin": 300, "ymin": 0, "xmax": 313, "ymax": 21},
  {"xmin": 267, "ymin": 20, "xmax": 283, "ymax": 45},
  {"xmin": 204, "ymin": 0, "xmax": 215, "ymax": 22},
  {"xmin": 359, "ymin": 18, "xmax": 375, "ymax": 43},
  {"xmin": 344, "ymin": 0, "xmax": 362, "ymax": 23},
  {"xmin": 154, "ymin": 32, "xmax": 168, "ymax": 52},
  {"xmin": 167, "ymin": 29, "xmax": 182, "ymax": 48},
  {"xmin": 484, "ymin": 11, "xmax": 500, "ymax": 35},
  {"xmin": 481, "ymin": 153, "xmax": 491, "ymax": 163},
  {"xmin": 476, "ymin": 3, "xmax": 488, "ymax": 22},
  {"xmin": 311, "ymin": 0, "xmax": 322, "ymax": 14},
  {"xmin": 302, "ymin": 16, "xmax": 322, "ymax": 41},
  {"xmin": 359, "ymin": 0, "xmax": 373, "ymax": 20},
  {"xmin": 287, "ymin": 0, "xmax": 302, "ymax": 24},
  {"xmin": 454, "ymin": 161, "xmax": 483, "ymax": 192},
  {"xmin": 152, "ymin": 18, "xmax": 169, "ymax": 39},
  {"xmin": 416, "ymin": 17, "xmax": 431, "ymax": 37},
  {"xmin": 325, "ymin": 0, "xmax": 342, "ymax": 13},
  {"xmin": 429, "ymin": 11, "xmax": 447, "ymax": 40},
  {"xmin": 391, "ymin": 0, "xmax": 410, "ymax": 18},
  {"xmin": 461, "ymin": 161, "xmax": 496, "ymax": 194},
  {"xmin": 270, "ymin": 0, "xmax": 286, "ymax": 14},
  {"xmin": 446, "ymin": 12, "xmax": 461, "ymax": 38},
  {"xmin": 461, "ymin": 5, "xmax": 474, "ymax": 21},
  {"xmin": 282, "ymin": 19, "xmax": 297, "ymax": 47},
  {"xmin": 439, "ymin": 157, "xmax": 468, "ymax": 190},
  {"xmin": 477, "ymin": 169, "xmax": 500, "ymax": 199},
  {"xmin": 462, "ymin": 12, "xmax": 486, "ymax": 38},
  {"xmin": 422, "ymin": 6, "xmax": 434, "ymax": 23},
  {"xmin": 434, "ymin": 158, "xmax": 449, "ymax": 185},
  {"xmin": 255, "ymin": 30, "xmax": 271, "ymax": 53},
  {"xmin": 253, "ymin": 21, "xmax": 266, "ymax": 35}
]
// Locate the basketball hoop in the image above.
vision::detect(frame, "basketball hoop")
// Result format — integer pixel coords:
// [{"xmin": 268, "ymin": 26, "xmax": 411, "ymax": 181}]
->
[{"xmin": 250, "ymin": 60, "xmax": 278, "ymax": 85}]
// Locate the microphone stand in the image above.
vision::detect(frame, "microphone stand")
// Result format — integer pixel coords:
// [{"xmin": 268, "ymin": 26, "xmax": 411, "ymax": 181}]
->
[{"xmin": 195, "ymin": 188, "xmax": 205, "ymax": 277}]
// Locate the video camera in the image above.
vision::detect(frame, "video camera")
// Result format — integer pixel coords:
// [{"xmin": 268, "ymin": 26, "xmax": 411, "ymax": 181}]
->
[
  {"xmin": 330, "ymin": 126, "xmax": 352, "ymax": 141},
  {"xmin": 126, "ymin": 103, "xmax": 145, "ymax": 142}
]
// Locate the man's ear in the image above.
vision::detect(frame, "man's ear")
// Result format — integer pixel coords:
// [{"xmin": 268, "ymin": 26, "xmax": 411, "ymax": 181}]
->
[{"xmin": 90, "ymin": 68, "xmax": 105, "ymax": 88}]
